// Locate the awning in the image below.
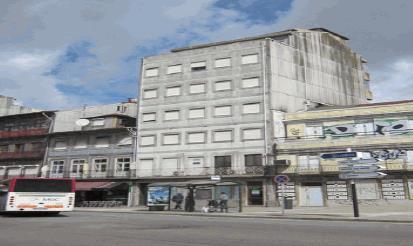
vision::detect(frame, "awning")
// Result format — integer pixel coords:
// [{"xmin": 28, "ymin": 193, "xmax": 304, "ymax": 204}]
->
[
  {"xmin": 92, "ymin": 182, "xmax": 128, "ymax": 191},
  {"xmin": 75, "ymin": 181, "xmax": 109, "ymax": 191},
  {"xmin": 148, "ymin": 180, "xmax": 239, "ymax": 187}
]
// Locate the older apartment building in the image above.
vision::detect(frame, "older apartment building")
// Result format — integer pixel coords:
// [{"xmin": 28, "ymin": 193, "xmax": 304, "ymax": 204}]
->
[
  {"xmin": 0, "ymin": 111, "xmax": 54, "ymax": 180},
  {"xmin": 45, "ymin": 102, "xmax": 137, "ymax": 205},
  {"xmin": 275, "ymin": 100, "xmax": 413, "ymax": 206},
  {"xmin": 136, "ymin": 28, "xmax": 372, "ymax": 207}
]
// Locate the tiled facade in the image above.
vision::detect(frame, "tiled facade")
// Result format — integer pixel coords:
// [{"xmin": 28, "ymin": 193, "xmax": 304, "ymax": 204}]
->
[{"xmin": 274, "ymin": 101, "xmax": 413, "ymax": 206}]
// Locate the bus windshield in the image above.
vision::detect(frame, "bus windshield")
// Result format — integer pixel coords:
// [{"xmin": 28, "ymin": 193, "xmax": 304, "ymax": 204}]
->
[{"xmin": 13, "ymin": 179, "xmax": 73, "ymax": 193}]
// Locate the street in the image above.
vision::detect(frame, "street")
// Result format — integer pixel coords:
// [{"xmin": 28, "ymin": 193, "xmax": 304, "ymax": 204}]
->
[{"xmin": 0, "ymin": 212, "xmax": 412, "ymax": 246}]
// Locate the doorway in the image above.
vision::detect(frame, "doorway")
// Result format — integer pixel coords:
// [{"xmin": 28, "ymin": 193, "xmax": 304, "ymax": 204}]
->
[
  {"xmin": 299, "ymin": 183, "xmax": 323, "ymax": 206},
  {"xmin": 247, "ymin": 182, "xmax": 263, "ymax": 205}
]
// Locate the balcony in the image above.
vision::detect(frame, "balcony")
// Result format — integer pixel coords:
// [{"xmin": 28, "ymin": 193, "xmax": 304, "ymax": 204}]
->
[
  {"xmin": 0, "ymin": 151, "xmax": 45, "ymax": 160},
  {"xmin": 277, "ymin": 163, "xmax": 413, "ymax": 175},
  {"xmin": 47, "ymin": 170, "xmax": 136, "ymax": 180},
  {"xmin": 0, "ymin": 128, "xmax": 48, "ymax": 138}
]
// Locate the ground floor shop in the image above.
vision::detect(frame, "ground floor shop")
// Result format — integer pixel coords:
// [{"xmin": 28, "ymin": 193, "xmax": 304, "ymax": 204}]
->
[
  {"xmin": 75, "ymin": 181, "xmax": 130, "ymax": 207},
  {"xmin": 274, "ymin": 174, "xmax": 413, "ymax": 207}
]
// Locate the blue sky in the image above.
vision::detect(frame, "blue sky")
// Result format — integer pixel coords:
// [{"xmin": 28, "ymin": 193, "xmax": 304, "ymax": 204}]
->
[{"xmin": 0, "ymin": 0, "xmax": 413, "ymax": 109}]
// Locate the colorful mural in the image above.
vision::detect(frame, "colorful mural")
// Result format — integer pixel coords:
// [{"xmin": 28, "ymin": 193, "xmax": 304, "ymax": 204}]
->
[{"xmin": 322, "ymin": 118, "xmax": 412, "ymax": 137}]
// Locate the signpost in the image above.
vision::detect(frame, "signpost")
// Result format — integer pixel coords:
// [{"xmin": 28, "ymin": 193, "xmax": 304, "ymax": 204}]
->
[
  {"xmin": 274, "ymin": 175, "xmax": 289, "ymax": 216},
  {"xmin": 321, "ymin": 152, "xmax": 358, "ymax": 159},
  {"xmin": 321, "ymin": 151, "xmax": 388, "ymax": 218}
]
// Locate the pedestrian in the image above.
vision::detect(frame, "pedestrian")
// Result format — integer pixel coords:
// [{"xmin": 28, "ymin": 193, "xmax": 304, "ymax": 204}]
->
[
  {"xmin": 184, "ymin": 189, "xmax": 195, "ymax": 212},
  {"xmin": 172, "ymin": 193, "xmax": 183, "ymax": 210},
  {"xmin": 219, "ymin": 192, "xmax": 228, "ymax": 213}
]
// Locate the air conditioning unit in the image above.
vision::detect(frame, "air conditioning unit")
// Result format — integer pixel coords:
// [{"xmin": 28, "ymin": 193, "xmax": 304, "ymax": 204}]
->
[
  {"xmin": 264, "ymin": 166, "xmax": 276, "ymax": 176},
  {"xmin": 273, "ymin": 159, "xmax": 291, "ymax": 166}
]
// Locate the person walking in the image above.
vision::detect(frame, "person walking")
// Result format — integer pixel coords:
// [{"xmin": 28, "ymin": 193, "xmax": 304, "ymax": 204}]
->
[
  {"xmin": 219, "ymin": 192, "xmax": 228, "ymax": 213},
  {"xmin": 172, "ymin": 193, "xmax": 184, "ymax": 210},
  {"xmin": 184, "ymin": 189, "xmax": 195, "ymax": 212}
]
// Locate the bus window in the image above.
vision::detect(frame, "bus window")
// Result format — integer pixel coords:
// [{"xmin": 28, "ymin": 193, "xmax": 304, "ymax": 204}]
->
[{"xmin": 13, "ymin": 179, "xmax": 73, "ymax": 193}]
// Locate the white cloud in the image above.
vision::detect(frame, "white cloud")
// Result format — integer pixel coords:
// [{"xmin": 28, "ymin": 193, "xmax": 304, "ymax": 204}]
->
[
  {"xmin": 0, "ymin": 0, "xmax": 412, "ymax": 109},
  {"xmin": 371, "ymin": 59, "xmax": 413, "ymax": 102}
]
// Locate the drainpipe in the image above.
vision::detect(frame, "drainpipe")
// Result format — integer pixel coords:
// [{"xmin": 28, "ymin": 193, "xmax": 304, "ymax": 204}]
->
[{"xmin": 39, "ymin": 112, "xmax": 54, "ymax": 178}]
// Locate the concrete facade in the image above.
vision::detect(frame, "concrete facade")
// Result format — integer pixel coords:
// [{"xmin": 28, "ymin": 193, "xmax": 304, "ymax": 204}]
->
[{"xmin": 136, "ymin": 28, "xmax": 371, "ymax": 207}]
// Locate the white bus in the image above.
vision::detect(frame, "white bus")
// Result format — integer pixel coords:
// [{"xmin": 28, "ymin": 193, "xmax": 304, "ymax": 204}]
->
[{"xmin": 0, "ymin": 178, "xmax": 75, "ymax": 214}]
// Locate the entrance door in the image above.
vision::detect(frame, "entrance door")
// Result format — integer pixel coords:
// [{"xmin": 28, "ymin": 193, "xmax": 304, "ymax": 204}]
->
[
  {"xmin": 300, "ymin": 184, "xmax": 323, "ymax": 206},
  {"xmin": 247, "ymin": 182, "xmax": 263, "ymax": 205}
]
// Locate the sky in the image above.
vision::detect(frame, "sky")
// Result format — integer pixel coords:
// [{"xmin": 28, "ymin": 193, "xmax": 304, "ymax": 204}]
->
[{"xmin": 0, "ymin": 0, "xmax": 412, "ymax": 110}]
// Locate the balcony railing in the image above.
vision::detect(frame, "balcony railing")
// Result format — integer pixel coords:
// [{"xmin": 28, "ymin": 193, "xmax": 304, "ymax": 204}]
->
[
  {"xmin": 0, "ymin": 151, "xmax": 45, "ymax": 160},
  {"xmin": 46, "ymin": 170, "xmax": 137, "ymax": 179},
  {"xmin": 0, "ymin": 128, "xmax": 48, "ymax": 138},
  {"xmin": 277, "ymin": 163, "xmax": 413, "ymax": 175}
]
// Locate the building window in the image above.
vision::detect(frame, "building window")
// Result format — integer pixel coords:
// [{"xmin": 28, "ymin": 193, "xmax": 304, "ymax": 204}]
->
[
  {"xmin": 145, "ymin": 67, "xmax": 159, "ymax": 77},
  {"xmin": 167, "ymin": 64, "xmax": 182, "ymax": 74},
  {"xmin": 241, "ymin": 77, "xmax": 259, "ymax": 88},
  {"xmin": 164, "ymin": 110, "xmax": 180, "ymax": 121},
  {"xmin": 214, "ymin": 80, "xmax": 232, "ymax": 91},
  {"xmin": 165, "ymin": 86, "xmax": 181, "ymax": 97},
  {"xmin": 191, "ymin": 61, "xmax": 206, "ymax": 71},
  {"xmin": 54, "ymin": 140, "xmax": 67, "ymax": 150},
  {"xmin": 241, "ymin": 54, "xmax": 258, "ymax": 65},
  {"xmin": 298, "ymin": 156, "xmax": 320, "ymax": 169},
  {"xmin": 213, "ymin": 130, "xmax": 233, "ymax": 142},
  {"xmin": 242, "ymin": 128, "xmax": 263, "ymax": 140},
  {"xmin": 116, "ymin": 157, "xmax": 131, "ymax": 172},
  {"xmin": 140, "ymin": 135, "xmax": 156, "ymax": 146},
  {"xmin": 143, "ymin": 88, "xmax": 158, "ymax": 99},
  {"xmin": 215, "ymin": 58, "xmax": 231, "ymax": 68},
  {"xmin": 214, "ymin": 105, "xmax": 232, "ymax": 117},
  {"xmin": 162, "ymin": 133, "xmax": 180, "ymax": 145},
  {"xmin": 215, "ymin": 155, "xmax": 231, "ymax": 168},
  {"xmin": 187, "ymin": 132, "xmax": 206, "ymax": 144},
  {"xmin": 118, "ymin": 137, "xmax": 132, "ymax": 146},
  {"xmin": 93, "ymin": 159, "xmax": 107, "ymax": 173},
  {"xmin": 74, "ymin": 138, "xmax": 87, "ymax": 149},
  {"xmin": 142, "ymin": 112, "xmax": 156, "ymax": 122},
  {"xmin": 189, "ymin": 108, "xmax": 205, "ymax": 119},
  {"xmin": 245, "ymin": 154, "xmax": 263, "ymax": 166},
  {"xmin": 0, "ymin": 145, "xmax": 8, "ymax": 152},
  {"xmin": 91, "ymin": 118, "xmax": 105, "ymax": 126},
  {"xmin": 14, "ymin": 143, "xmax": 25, "ymax": 152},
  {"xmin": 31, "ymin": 142, "xmax": 43, "ymax": 151},
  {"xmin": 51, "ymin": 160, "xmax": 64, "ymax": 174},
  {"xmin": 95, "ymin": 136, "xmax": 110, "ymax": 148},
  {"xmin": 71, "ymin": 159, "xmax": 85, "ymax": 174},
  {"xmin": 161, "ymin": 158, "xmax": 179, "ymax": 175},
  {"xmin": 189, "ymin": 83, "xmax": 206, "ymax": 94},
  {"xmin": 305, "ymin": 125, "xmax": 323, "ymax": 138},
  {"xmin": 242, "ymin": 103, "xmax": 261, "ymax": 114}
]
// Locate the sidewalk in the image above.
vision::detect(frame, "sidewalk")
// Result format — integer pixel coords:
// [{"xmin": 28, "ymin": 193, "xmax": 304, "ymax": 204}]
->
[{"xmin": 74, "ymin": 203, "xmax": 413, "ymax": 223}]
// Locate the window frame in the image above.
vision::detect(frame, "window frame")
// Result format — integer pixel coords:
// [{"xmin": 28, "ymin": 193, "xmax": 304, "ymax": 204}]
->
[
  {"xmin": 214, "ymin": 80, "xmax": 232, "ymax": 92},
  {"xmin": 241, "ymin": 54, "xmax": 259, "ymax": 65},
  {"xmin": 145, "ymin": 67, "xmax": 159, "ymax": 77},
  {"xmin": 214, "ymin": 57, "xmax": 231, "ymax": 68},
  {"xmin": 212, "ymin": 129, "xmax": 233, "ymax": 143}
]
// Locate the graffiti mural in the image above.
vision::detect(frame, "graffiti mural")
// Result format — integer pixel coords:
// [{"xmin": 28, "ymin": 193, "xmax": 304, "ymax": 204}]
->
[
  {"xmin": 370, "ymin": 149, "xmax": 407, "ymax": 160},
  {"xmin": 374, "ymin": 119, "xmax": 410, "ymax": 135},
  {"xmin": 322, "ymin": 118, "xmax": 412, "ymax": 137}
]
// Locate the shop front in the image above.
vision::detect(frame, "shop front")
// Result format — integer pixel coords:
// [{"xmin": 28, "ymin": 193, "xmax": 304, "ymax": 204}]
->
[{"xmin": 75, "ymin": 181, "xmax": 130, "ymax": 207}]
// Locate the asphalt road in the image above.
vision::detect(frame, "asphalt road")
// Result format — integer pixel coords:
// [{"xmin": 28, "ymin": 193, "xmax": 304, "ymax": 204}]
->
[{"xmin": 0, "ymin": 212, "xmax": 412, "ymax": 246}]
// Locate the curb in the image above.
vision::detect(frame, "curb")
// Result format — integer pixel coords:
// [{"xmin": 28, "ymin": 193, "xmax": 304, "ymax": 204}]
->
[{"xmin": 72, "ymin": 209, "xmax": 413, "ymax": 224}]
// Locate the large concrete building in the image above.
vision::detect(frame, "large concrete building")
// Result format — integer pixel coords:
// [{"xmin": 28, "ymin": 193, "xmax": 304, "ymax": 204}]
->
[{"xmin": 135, "ymin": 28, "xmax": 372, "ymax": 207}]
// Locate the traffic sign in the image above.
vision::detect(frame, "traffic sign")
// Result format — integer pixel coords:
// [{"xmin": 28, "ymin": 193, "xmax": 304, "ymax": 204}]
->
[
  {"xmin": 339, "ymin": 165, "xmax": 383, "ymax": 173},
  {"xmin": 321, "ymin": 152, "xmax": 358, "ymax": 159},
  {"xmin": 338, "ymin": 159, "xmax": 378, "ymax": 165},
  {"xmin": 339, "ymin": 172, "xmax": 387, "ymax": 179},
  {"xmin": 274, "ymin": 175, "xmax": 289, "ymax": 184}
]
